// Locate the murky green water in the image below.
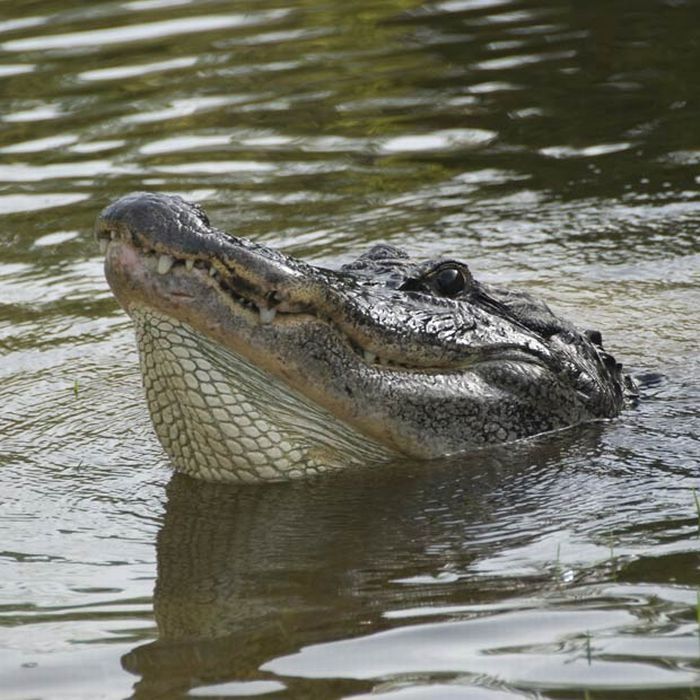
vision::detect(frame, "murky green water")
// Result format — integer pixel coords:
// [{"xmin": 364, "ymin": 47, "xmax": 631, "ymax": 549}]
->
[{"xmin": 1, "ymin": 1, "xmax": 699, "ymax": 698}]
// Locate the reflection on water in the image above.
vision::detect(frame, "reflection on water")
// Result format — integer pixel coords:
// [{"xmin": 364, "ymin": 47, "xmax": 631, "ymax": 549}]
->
[
  {"xmin": 1, "ymin": 0, "xmax": 699, "ymax": 698},
  {"xmin": 124, "ymin": 423, "xmax": 700, "ymax": 698}
]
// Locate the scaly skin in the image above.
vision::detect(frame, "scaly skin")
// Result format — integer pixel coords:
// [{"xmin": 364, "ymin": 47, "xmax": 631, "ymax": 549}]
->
[{"xmin": 96, "ymin": 192, "xmax": 636, "ymax": 482}]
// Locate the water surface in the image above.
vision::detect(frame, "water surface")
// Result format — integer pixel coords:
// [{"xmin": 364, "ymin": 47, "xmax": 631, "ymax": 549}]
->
[{"xmin": 1, "ymin": 0, "xmax": 699, "ymax": 698}]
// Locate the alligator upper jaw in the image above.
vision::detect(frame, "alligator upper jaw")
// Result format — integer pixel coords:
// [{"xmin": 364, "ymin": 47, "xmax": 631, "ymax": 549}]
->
[
  {"xmin": 96, "ymin": 193, "xmax": 557, "ymax": 373},
  {"xmin": 101, "ymin": 233, "xmax": 548, "ymax": 384}
]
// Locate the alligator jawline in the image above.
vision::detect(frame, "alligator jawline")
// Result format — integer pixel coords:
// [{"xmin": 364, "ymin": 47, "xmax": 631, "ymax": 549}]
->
[{"xmin": 100, "ymin": 228, "xmax": 550, "ymax": 375}]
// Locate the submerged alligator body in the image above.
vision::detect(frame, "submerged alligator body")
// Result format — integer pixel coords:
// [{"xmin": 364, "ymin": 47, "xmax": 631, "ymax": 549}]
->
[{"xmin": 97, "ymin": 192, "xmax": 636, "ymax": 483}]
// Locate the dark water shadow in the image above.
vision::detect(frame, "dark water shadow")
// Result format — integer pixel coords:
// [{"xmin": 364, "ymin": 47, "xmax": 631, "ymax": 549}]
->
[{"xmin": 121, "ymin": 424, "xmax": 619, "ymax": 698}]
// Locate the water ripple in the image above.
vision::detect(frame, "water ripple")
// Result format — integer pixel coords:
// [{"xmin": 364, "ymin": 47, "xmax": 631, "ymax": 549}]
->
[
  {"xmin": 1, "ymin": 11, "xmax": 291, "ymax": 52},
  {"xmin": 78, "ymin": 56, "xmax": 198, "ymax": 82},
  {"xmin": 0, "ymin": 0, "xmax": 698, "ymax": 697}
]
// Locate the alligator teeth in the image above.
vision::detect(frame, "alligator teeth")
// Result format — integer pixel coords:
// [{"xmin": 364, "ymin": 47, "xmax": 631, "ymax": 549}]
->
[
  {"xmin": 157, "ymin": 254, "xmax": 175, "ymax": 275},
  {"xmin": 99, "ymin": 238, "xmax": 108, "ymax": 254},
  {"xmin": 363, "ymin": 350, "xmax": 376, "ymax": 364},
  {"xmin": 185, "ymin": 259, "xmax": 194, "ymax": 271},
  {"xmin": 209, "ymin": 266, "xmax": 218, "ymax": 278},
  {"xmin": 259, "ymin": 308, "xmax": 277, "ymax": 324},
  {"xmin": 110, "ymin": 230, "xmax": 117, "ymax": 240}
]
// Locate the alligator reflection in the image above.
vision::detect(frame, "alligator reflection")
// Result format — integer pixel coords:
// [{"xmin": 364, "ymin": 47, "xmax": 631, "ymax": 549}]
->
[{"xmin": 123, "ymin": 426, "xmax": 606, "ymax": 698}]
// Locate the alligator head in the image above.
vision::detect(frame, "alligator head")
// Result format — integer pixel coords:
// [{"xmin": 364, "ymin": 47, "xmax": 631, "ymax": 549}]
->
[{"xmin": 96, "ymin": 192, "xmax": 636, "ymax": 482}]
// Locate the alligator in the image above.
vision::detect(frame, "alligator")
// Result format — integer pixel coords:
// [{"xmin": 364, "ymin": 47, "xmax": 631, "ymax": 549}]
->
[{"xmin": 96, "ymin": 192, "xmax": 636, "ymax": 483}]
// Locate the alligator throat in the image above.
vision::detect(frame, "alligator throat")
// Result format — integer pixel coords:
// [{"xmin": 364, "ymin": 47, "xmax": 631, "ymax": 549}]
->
[
  {"xmin": 133, "ymin": 307, "xmax": 393, "ymax": 481},
  {"xmin": 97, "ymin": 192, "xmax": 637, "ymax": 483}
]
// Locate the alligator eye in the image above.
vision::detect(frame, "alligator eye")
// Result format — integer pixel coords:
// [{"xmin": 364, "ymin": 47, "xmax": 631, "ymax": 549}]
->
[{"xmin": 433, "ymin": 266, "xmax": 467, "ymax": 297}]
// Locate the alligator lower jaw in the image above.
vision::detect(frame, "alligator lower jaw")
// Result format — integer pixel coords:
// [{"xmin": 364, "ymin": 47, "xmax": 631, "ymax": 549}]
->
[
  {"xmin": 104, "ymin": 236, "xmax": 460, "ymax": 449},
  {"xmin": 104, "ymin": 239, "xmax": 402, "ymax": 481},
  {"xmin": 130, "ymin": 305, "xmax": 398, "ymax": 482}
]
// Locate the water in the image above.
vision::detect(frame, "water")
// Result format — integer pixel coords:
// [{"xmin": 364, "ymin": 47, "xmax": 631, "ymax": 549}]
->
[{"xmin": 1, "ymin": 0, "xmax": 698, "ymax": 697}]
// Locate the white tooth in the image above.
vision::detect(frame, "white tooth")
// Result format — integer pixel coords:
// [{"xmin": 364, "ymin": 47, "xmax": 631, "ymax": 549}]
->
[
  {"xmin": 185, "ymin": 259, "xmax": 194, "ymax": 271},
  {"xmin": 363, "ymin": 350, "xmax": 376, "ymax": 363},
  {"xmin": 99, "ymin": 238, "xmax": 108, "ymax": 254},
  {"xmin": 209, "ymin": 266, "xmax": 217, "ymax": 277},
  {"xmin": 259, "ymin": 308, "xmax": 277, "ymax": 324},
  {"xmin": 110, "ymin": 230, "xmax": 117, "ymax": 240},
  {"xmin": 157, "ymin": 254, "xmax": 174, "ymax": 274}
]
